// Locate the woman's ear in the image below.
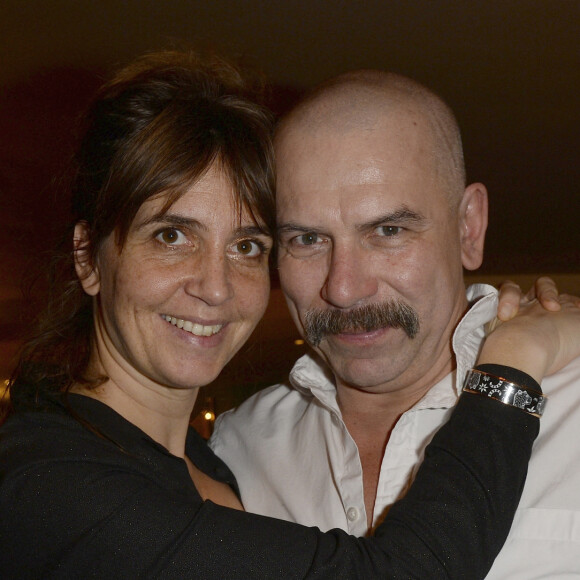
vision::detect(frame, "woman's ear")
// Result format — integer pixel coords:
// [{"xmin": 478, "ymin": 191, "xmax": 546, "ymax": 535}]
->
[
  {"xmin": 459, "ymin": 182, "xmax": 488, "ymax": 271},
  {"xmin": 73, "ymin": 222, "xmax": 101, "ymax": 296}
]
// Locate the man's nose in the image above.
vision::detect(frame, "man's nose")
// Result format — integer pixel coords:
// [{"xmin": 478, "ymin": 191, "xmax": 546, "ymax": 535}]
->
[{"xmin": 321, "ymin": 244, "xmax": 378, "ymax": 309}]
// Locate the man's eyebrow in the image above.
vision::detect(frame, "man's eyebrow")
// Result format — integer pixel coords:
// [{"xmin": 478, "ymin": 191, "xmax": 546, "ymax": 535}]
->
[
  {"xmin": 277, "ymin": 209, "xmax": 425, "ymax": 235},
  {"xmin": 361, "ymin": 208, "xmax": 426, "ymax": 231},
  {"xmin": 277, "ymin": 222, "xmax": 318, "ymax": 236}
]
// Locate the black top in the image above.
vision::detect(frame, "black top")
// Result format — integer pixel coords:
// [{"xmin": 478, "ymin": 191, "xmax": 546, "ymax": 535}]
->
[{"xmin": 0, "ymin": 365, "xmax": 539, "ymax": 579}]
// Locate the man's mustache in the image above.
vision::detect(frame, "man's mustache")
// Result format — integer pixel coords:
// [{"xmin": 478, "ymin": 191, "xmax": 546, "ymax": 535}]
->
[{"xmin": 303, "ymin": 300, "xmax": 420, "ymax": 347}]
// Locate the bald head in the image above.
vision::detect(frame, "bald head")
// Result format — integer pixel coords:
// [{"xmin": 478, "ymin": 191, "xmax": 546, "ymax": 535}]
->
[{"xmin": 276, "ymin": 70, "xmax": 466, "ymax": 203}]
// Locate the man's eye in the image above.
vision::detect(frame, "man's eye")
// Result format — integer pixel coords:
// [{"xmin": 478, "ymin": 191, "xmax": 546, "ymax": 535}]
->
[
  {"xmin": 280, "ymin": 231, "xmax": 327, "ymax": 258},
  {"xmin": 156, "ymin": 228, "xmax": 187, "ymax": 245},
  {"xmin": 296, "ymin": 233, "xmax": 320, "ymax": 246},
  {"xmin": 233, "ymin": 240, "xmax": 264, "ymax": 257},
  {"xmin": 377, "ymin": 225, "xmax": 402, "ymax": 237}
]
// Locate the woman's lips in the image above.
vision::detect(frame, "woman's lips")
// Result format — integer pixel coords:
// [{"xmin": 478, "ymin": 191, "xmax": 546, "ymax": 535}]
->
[{"xmin": 162, "ymin": 314, "xmax": 223, "ymax": 337}]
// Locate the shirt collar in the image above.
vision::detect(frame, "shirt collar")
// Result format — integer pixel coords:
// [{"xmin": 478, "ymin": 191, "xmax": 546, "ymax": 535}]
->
[
  {"xmin": 289, "ymin": 353, "xmax": 342, "ymax": 413},
  {"xmin": 453, "ymin": 283, "xmax": 498, "ymax": 392}
]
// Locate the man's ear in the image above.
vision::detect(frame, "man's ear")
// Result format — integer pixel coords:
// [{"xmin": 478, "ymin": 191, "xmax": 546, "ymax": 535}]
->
[
  {"xmin": 73, "ymin": 222, "xmax": 101, "ymax": 296},
  {"xmin": 459, "ymin": 182, "xmax": 488, "ymax": 271}
]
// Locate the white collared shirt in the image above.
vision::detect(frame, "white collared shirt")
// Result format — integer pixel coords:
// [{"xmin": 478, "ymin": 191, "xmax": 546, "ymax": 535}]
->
[{"xmin": 210, "ymin": 284, "xmax": 580, "ymax": 578}]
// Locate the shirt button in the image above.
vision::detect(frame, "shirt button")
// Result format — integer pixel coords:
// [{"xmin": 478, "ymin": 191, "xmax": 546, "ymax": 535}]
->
[
  {"xmin": 331, "ymin": 414, "xmax": 340, "ymax": 425},
  {"xmin": 346, "ymin": 507, "xmax": 359, "ymax": 522}
]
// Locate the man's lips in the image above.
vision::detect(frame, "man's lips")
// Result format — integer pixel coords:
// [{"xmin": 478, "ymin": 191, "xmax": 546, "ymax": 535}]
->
[{"xmin": 332, "ymin": 326, "xmax": 390, "ymax": 342}]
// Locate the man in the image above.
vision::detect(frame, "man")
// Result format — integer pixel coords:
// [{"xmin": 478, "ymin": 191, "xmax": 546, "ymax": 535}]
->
[{"xmin": 210, "ymin": 71, "xmax": 580, "ymax": 577}]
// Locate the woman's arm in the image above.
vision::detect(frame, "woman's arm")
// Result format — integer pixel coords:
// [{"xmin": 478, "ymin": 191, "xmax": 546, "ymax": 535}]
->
[
  {"xmin": 172, "ymin": 295, "xmax": 579, "ymax": 578},
  {"xmin": 1, "ymin": 297, "xmax": 577, "ymax": 579}
]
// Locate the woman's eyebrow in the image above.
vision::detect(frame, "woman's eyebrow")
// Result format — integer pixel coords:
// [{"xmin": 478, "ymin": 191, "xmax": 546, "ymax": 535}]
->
[
  {"xmin": 137, "ymin": 215, "xmax": 271, "ymax": 239},
  {"xmin": 234, "ymin": 225, "xmax": 272, "ymax": 238},
  {"xmin": 138, "ymin": 213, "xmax": 206, "ymax": 231}
]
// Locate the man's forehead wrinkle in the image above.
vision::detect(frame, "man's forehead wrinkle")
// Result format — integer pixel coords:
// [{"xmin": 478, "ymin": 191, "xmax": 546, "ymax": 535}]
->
[
  {"xmin": 276, "ymin": 69, "xmax": 465, "ymax": 202},
  {"xmin": 277, "ymin": 204, "xmax": 343, "ymax": 232},
  {"xmin": 356, "ymin": 166, "xmax": 384, "ymax": 185},
  {"xmin": 280, "ymin": 106, "xmax": 434, "ymax": 167}
]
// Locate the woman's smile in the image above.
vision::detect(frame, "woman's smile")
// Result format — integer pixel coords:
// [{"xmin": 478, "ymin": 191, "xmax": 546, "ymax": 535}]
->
[{"xmin": 161, "ymin": 314, "xmax": 224, "ymax": 337}]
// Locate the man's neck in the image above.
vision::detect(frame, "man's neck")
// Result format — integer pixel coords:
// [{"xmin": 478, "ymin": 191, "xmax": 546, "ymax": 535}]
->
[
  {"xmin": 336, "ymin": 356, "xmax": 455, "ymax": 530},
  {"xmin": 336, "ymin": 348, "xmax": 455, "ymax": 422}
]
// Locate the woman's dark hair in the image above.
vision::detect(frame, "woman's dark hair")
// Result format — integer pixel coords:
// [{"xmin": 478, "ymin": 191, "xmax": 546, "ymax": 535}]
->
[{"xmin": 7, "ymin": 50, "xmax": 276, "ymax": 408}]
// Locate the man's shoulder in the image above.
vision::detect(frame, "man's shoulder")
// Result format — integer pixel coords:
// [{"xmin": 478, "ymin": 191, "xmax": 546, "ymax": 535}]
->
[
  {"xmin": 231, "ymin": 380, "xmax": 299, "ymax": 411},
  {"xmin": 210, "ymin": 353, "xmax": 336, "ymax": 454},
  {"xmin": 532, "ymin": 355, "xmax": 580, "ymax": 445},
  {"xmin": 546, "ymin": 352, "xmax": 580, "ymax": 379},
  {"xmin": 214, "ymin": 352, "xmax": 332, "ymax": 429},
  {"xmin": 542, "ymin": 354, "xmax": 580, "ymax": 400},
  {"xmin": 214, "ymin": 381, "xmax": 310, "ymax": 430},
  {"xmin": 485, "ymin": 354, "xmax": 580, "ymax": 578}
]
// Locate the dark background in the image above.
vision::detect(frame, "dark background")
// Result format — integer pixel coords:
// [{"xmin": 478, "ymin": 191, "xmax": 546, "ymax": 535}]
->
[{"xmin": 1, "ymin": 1, "xmax": 578, "ymax": 418}]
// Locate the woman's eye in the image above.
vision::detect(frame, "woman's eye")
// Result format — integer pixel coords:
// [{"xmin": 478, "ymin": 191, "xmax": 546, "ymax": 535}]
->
[
  {"xmin": 156, "ymin": 228, "xmax": 187, "ymax": 245},
  {"xmin": 376, "ymin": 225, "xmax": 402, "ymax": 237},
  {"xmin": 234, "ymin": 240, "xmax": 263, "ymax": 257}
]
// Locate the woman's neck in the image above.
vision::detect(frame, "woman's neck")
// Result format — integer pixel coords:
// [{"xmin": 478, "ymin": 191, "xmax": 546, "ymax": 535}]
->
[{"xmin": 74, "ymin": 314, "xmax": 199, "ymax": 458}]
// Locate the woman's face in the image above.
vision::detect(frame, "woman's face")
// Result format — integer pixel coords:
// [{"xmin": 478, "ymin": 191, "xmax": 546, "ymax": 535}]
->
[{"xmin": 79, "ymin": 165, "xmax": 272, "ymax": 390}]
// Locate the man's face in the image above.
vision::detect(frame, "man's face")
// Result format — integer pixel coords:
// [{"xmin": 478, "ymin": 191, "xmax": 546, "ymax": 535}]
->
[{"xmin": 276, "ymin": 111, "xmax": 480, "ymax": 398}]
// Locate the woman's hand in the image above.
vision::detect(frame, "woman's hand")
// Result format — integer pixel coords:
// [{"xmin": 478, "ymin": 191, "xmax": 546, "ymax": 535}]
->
[
  {"xmin": 497, "ymin": 276, "xmax": 564, "ymax": 321},
  {"xmin": 479, "ymin": 292, "xmax": 580, "ymax": 384}
]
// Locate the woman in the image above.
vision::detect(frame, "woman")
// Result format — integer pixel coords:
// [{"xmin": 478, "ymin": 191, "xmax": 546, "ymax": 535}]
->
[{"xmin": 0, "ymin": 50, "xmax": 575, "ymax": 578}]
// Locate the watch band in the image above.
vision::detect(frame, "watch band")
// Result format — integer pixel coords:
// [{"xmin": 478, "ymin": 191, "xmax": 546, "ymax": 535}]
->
[{"xmin": 463, "ymin": 368, "xmax": 546, "ymax": 418}]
